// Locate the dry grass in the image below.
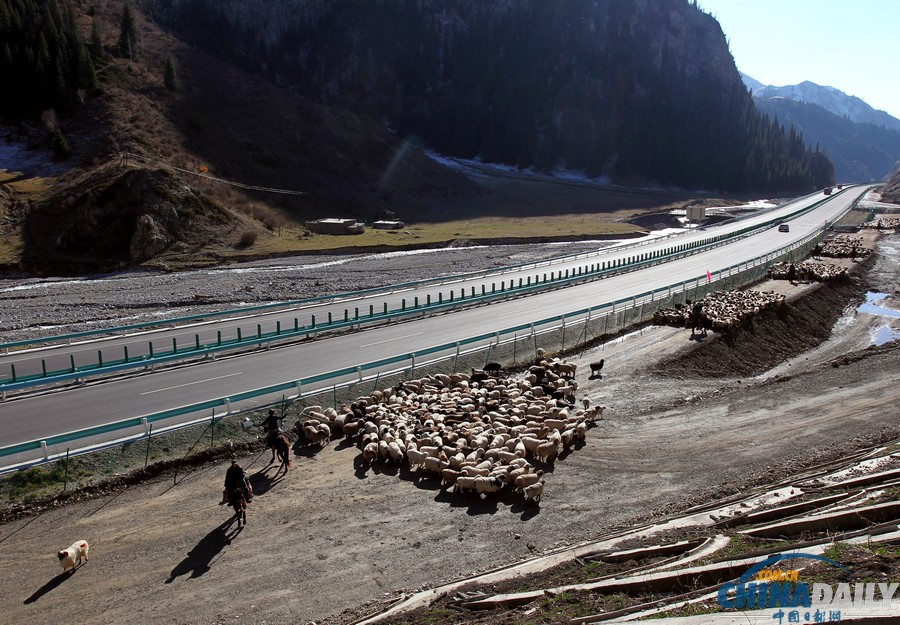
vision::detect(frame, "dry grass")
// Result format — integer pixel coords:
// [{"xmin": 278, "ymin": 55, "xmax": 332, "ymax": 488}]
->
[{"xmin": 215, "ymin": 214, "xmax": 645, "ymax": 259}]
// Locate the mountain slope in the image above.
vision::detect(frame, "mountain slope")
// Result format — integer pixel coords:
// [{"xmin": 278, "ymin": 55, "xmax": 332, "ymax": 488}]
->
[
  {"xmin": 742, "ymin": 74, "xmax": 900, "ymax": 131},
  {"xmin": 150, "ymin": 0, "xmax": 832, "ymax": 194},
  {"xmin": 754, "ymin": 96, "xmax": 900, "ymax": 182}
]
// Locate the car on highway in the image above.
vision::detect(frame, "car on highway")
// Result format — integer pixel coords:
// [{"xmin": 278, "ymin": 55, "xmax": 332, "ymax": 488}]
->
[{"xmin": 778, "ymin": 223, "xmax": 790, "ymax": 232}]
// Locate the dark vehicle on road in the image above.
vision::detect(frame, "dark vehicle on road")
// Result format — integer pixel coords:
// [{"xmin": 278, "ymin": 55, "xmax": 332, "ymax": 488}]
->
[{"xmin": 778, "ymin": 223, "xmax": 790, "ymax": 232}]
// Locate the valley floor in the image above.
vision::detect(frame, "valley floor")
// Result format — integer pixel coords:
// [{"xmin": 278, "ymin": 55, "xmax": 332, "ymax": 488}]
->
[{"xmin": 0, "ymin": 233, "xmax": 898, "ymax": 625}]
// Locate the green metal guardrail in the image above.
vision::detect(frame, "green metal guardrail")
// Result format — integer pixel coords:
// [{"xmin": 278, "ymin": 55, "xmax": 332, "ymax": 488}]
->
[
  {"xmin": 0, "ymin": 214, "xmax": 834, "ymax": 468},
  {"xmin": 1, "ymin": 186, "xmax": 858, "ymax": 394}
]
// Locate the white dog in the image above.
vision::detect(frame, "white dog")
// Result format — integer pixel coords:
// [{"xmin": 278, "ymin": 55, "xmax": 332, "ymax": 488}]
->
[{"xmin": 58, "ymin": 540, "xmax": 89, "ymax": 572}]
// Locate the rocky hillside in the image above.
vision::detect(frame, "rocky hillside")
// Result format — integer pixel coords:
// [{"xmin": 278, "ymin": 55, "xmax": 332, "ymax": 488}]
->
[
  {"xmin": 149, "ymin": 0, "xmax": 833, "ymax": 194},
  {"xmin": 882, "ymin": 167, "xmax": 900, "ymax": 204}
]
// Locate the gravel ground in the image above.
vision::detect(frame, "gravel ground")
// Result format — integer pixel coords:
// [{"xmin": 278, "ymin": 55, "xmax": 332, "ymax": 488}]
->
[
  {"xmin": 0, "ymin": 233, "xmax": 898, "ymax": 625},
  {"xmin": 0, "ymin": 240, "xmax": 617, "ymax": 343}
]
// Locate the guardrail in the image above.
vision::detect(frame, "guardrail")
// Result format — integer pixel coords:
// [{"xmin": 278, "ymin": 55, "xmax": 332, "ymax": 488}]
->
[
  {"xmin": 0, "ymin": 187, "xmax": 857, "ymax": 394},
  {"xmin": 0, "ymin": 217, "xmax": 832, "ymax": 472}
]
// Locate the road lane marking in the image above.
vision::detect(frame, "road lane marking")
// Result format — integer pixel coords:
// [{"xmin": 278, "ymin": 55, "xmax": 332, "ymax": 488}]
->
[
  {"xmin": 140, "ymin": 372, "xmax": 244, "ymax": 395},
  {"xmin": 360, "ymin": 332, "xmax": 422, "ymax": 347}
]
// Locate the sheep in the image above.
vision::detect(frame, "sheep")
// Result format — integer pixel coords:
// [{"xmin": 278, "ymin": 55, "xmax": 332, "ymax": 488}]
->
[
  {"xmin": 441, "ymin": 468, "xmax": 462, "ymax": 487},
  {"xmin": 523, "ymin": 480, "xmax": 545, "ymax": 504},
  {"xmin": 589, "ymin": 359, "xmax": 604, "ymax": 376},
  {"xmin": 514, "ymin": 470, "xmax": 543, "ymax": 491},
  {"xmin": 303, "ymin": 422, "xmax": 331, "ymax": 446},
  {"xmin": 406, "ymin": 447, "xmax": 428, "ymax": 470},
  {"xmin": 535, "ymin": 440, "xmax": 559, "ymax": 463},
  {"xmin": 362, "ymin": 441, "xmax": 378, "ymax": 464},
  {"xmin": 423, "ymin": 456, "xmax": 449, "ymax": 474},
  {"xmin": 454, "ymin": 476, "xmax": 477, "ymax": 495},
  {"xmin": 553, "ymin": 362, "xmax": 577, "ymax": 378},
  {"xmin": 483, "ymin": 362, "xmax": 502, "ymax": 375},
  {"xmin": 473, "ymin": 475, "xmax": 504, "ymax": 495},
  {"xmin": 583, "ymin": 405, "xmax": 606, "ymax": 424}
]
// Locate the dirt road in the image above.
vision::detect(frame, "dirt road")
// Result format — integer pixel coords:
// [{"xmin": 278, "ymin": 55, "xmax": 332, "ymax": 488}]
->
[{"xmin": 1, "ymin": 234, "xmax": 898, "ymax": 625}]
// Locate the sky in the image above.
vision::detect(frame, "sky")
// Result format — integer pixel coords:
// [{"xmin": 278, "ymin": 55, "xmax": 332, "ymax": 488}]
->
[{"xmin": 696, "ymin": 0, "xmax": 900, "ymax": 120}]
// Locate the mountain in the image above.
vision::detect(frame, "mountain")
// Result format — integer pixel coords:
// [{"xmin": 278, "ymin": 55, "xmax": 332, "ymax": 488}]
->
[
  {"xmin": 742, "ymin": 74, "xmax": 900, "ymax": 132},
  {"xmin": 149, "ymin": 0, "xmax": 832, "ymax": 194},
  {"xmin": 753, "ymin": 96, "xmax": 900, "ymax": 182},
  {"xmin": 1, "ymin": 0, "xmax": 836, "ymax": 274},
  {"xmin": 741, "ymin": 74, "xmax": 900, "ymax": 182}
]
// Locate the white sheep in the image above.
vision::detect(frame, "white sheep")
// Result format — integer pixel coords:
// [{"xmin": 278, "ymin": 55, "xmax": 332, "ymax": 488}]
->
[
  {"xmin": 454, "ymin": 475, "xmax": 477, "ymax": 494},
  {"xmin": 523, "ymin": 480, "xmax": 544, "ymax": 504}
]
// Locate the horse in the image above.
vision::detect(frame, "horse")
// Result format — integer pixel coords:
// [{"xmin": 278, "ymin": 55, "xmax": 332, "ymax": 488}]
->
[
  {"xmin": 228, "ymin": 485, "xmax": 247, "ymax": 528},
  {"xmin": 267, "ymin": 431, "xmax": 292, "ymax": 470}
]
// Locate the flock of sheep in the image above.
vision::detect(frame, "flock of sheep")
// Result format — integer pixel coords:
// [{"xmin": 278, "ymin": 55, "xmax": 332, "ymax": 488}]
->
[
  {"xmin": 768, "ymin": 260, "xmax": 847, "ymax": 282},
  {"xmin": 816, "ymin": 235, "xmax": 871, "ymax": 258},
  {"xmin": 291, "ymin": 361, "xmax": 604, "ymax": 504},
  {"xmin": 653, "ymin": 289, "xmax": 786, "ymax": 333},
  {"xmin": 862, "ymin": 218, "xmax": 900, "ymax": 231}
]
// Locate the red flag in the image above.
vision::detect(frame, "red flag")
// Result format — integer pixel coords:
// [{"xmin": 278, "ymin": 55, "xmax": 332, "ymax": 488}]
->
[{"xmin": 706, "ymin": 270, "xmax": 712, "ymax": 283}]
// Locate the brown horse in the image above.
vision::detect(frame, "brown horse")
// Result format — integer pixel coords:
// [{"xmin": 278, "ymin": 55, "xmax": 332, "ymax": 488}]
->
[
  {"xmin": 229, "ymin": 485, "xmax": 247, "ymax": 527},
  {"xmin": 267, "ymin": 432, "xmax": 292, "ymax": 470}
]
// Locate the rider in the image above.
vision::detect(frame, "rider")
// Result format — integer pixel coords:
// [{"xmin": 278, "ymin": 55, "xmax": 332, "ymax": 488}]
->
[
  {"xmin": 261, "ymin": 408, "xmax": 284, "ymax": 448},
  {"xmin": 222, "ymin": 457, "xmax": 252, "ymax": 505}
]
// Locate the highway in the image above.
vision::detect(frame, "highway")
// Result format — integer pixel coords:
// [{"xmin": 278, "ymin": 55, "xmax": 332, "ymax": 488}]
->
[
  {"xmin": 0, "ymin": 187, "xmax": 853, "ymax": 386},
  {"xmin": 0, "ymin": 186, "xmax": 864, "ymax": 452}
]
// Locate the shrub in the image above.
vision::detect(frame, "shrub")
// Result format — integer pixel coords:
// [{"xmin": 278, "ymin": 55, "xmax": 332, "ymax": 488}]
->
[{"xmin": 236, "ymin": 230, "xmax": 257, "ymax": 248}]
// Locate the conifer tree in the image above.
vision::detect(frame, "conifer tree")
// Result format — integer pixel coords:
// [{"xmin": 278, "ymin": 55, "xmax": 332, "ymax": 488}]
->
[
  {"xmin": 118, "ymin": 1, "xmax": 139, "ymax": 60},
  {"xmin": 163, "ymin": 55, "xmax": 177, "ymax": 91},
  {"xmin": 90, "ymin": 18, "xmax": 107, "ymax": 62}
]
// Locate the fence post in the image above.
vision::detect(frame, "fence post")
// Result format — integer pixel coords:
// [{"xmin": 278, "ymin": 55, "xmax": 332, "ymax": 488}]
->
[
  {"xmin": 145, "ymin": 424, "xmax": 153, "ymax": 467},
  {"xmin": 277, "ymin": 321, "xmax": 282, "ymax": 335},
  {"xmin": 41, "ymin": 359, "xmax": 47, "ymax": 376},
  {"xmin": 71, "ymin": 354, "xmax": 76, "ymax": 372},
  {"xmin": 62, "ymin": 447, "xmax": 70, "ymax": 491},
  {"xmin": 196, "ymin": 334, "xmax": 201, "ymax": 350},
  {"xmin": 41, "ymin": 440, "xmax": 48, "ymax": 460},
  {"xmin": 97, "ymin": 350, "xmax": 103, "ymax": 368}
]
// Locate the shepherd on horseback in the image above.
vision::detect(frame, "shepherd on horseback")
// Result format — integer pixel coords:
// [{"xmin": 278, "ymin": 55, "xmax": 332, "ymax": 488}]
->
[
  {"xmin": 261, "ymin": 409, "xmax": 284, "ymax": 447},
  {"xmin": 260, "ymin": 409, "xmax": 291, "ymax": 469},
  {"xmin": 221, "ymin": 457, "xmax": 252, "ymax": 506}
]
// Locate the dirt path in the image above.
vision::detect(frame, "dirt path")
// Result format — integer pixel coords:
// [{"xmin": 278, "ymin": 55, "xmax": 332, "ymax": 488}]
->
[{"xmin": 0, "ymin": 235, "xmax": 898, "ymax": 625}]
